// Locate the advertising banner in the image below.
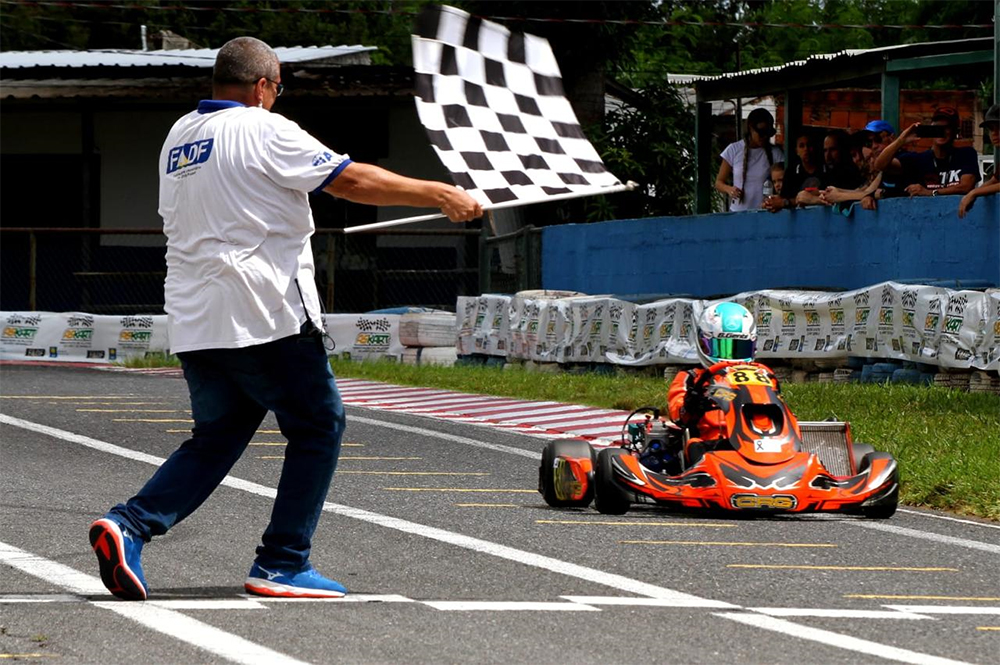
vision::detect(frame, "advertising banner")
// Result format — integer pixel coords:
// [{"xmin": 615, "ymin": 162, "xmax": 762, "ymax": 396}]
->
[
  {"xmin": 2, "ymin": 312, "xmax": 404, "ymax": 363},
  {"xmin": 455, "ymin": 283, "xmax": 1000, "ymax": 371},
  {"xmin": 321, "ymin": 313, "xmax": 404, "ymax": 362},
  {"xmin": 1, "ymin": 312, "xmax": 169, "ymax": 363}
]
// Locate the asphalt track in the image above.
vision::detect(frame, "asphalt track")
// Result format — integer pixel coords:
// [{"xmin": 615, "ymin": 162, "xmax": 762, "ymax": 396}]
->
[{"xmin": 1, "ymin": 363, "xmax": 998, "ymax": 665}]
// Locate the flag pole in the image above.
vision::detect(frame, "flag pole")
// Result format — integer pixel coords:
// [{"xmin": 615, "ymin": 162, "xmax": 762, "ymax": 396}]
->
[{"xmin": 342, "ymin": 181, "xmax": 638, "ymax": 234}]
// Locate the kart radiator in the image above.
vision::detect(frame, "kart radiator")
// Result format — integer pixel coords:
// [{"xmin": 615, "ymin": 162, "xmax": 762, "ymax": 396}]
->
[{"xmin": 798, "ymin": 422, "xmax": 853, "ymax": 477}]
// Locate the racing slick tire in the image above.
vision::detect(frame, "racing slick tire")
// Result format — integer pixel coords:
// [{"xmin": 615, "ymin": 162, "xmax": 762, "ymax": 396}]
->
[
  {"xmin": 594, "ymin": 448, "xmax": 631, "ymax": 515},
  {"xmin": 539, "ymin": 439, "xmax": 597, "ymax": 508},
  {"xmin": 857, "ymin": 451, "xmax": 899, "ymax": 519},
  {"xmin": 850, "ymin": 443, "xmax": 875, "ymax": 474}
]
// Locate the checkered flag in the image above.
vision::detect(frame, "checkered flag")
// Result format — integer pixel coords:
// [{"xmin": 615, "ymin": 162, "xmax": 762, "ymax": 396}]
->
[{"xmin": 412, "ymin": 4, "xmax": 625, "ymax": 209}]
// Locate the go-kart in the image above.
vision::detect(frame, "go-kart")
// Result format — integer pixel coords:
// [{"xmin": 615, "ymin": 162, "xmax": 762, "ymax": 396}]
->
[{"xmin": 538, "ymin": 361, "xmax": 898, "ymax": 518}]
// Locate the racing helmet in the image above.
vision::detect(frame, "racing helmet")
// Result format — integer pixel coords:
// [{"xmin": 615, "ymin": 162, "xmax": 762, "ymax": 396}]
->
[{"xmin": 696, "ymin": 302, "xmax": 757, "ymax": 368}]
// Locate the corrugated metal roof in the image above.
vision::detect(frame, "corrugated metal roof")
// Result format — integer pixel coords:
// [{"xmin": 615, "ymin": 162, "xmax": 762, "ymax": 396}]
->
[
  {"xmin": 697, "ymin": 38, "xmax": 991, "ymax": 82},
  {"xmin": 0, "ymin": 45, "xmax": 377, "ymax": 69}
]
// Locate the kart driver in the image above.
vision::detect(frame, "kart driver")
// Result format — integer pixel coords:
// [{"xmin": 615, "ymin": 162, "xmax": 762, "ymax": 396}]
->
[{"xmin": 667, "ymin": 302, "xmax": 780, "ymax": 465}]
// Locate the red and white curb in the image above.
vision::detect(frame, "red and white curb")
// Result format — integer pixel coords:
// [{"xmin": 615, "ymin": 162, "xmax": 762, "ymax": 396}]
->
[
  {"xmin": 335, "ymin": 378, "xmax": 628, "ymax": 446},
  {"xmin": 84, "ymin": 366, "xmax": 630, "ymax": 446}
]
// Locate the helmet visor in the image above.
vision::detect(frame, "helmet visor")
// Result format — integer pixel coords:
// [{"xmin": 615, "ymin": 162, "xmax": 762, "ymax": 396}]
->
[{"xmin": 700, "ymin": 336, "xmax": 755, "ymax": 361}]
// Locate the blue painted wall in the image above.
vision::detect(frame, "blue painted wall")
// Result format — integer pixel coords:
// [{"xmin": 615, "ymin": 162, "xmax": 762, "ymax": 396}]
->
[{"xmin": 542, "ymin": 195, "xmax": 998, "ymax": 297}]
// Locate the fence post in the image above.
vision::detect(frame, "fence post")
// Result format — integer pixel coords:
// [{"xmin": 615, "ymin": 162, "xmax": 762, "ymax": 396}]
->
[
  {"xmin": 525, "ymin": 225, "xmax": 540, "ymax": 289},
  {"xmin": 516, "ymin": 227, "xmax": 528, "ymax": 291},
  {"xmin": 478, "ymin": 224, "xmax": 490, "ymax": 294},
  {"xmin": 29, "ymin": 232, "xmax": 37, "ymax": 311},
  {"xmin": 325, "ymin": 232, "xmax": 337, "ymax": 312}
]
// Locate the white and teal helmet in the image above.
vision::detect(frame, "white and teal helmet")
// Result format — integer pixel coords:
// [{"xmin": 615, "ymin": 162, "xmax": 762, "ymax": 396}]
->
[{"xmin": 696, "ymin": 302, "xmax": 757, "ymax": 368}]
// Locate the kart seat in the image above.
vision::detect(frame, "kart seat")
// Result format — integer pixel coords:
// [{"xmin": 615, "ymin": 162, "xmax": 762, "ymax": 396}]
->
[{"xmin": 741, "ymin": 403, "xmax": 783, "ymax": 436}]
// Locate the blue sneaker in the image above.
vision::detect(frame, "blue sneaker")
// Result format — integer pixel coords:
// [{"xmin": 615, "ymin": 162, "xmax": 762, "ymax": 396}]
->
[
  {"xmin": 244, "ymin": 562, "xmax": 347, "ymax": 598},
  {"xmin": 89, "ymin": 518, "xmax": 149, "ymax": 601}
]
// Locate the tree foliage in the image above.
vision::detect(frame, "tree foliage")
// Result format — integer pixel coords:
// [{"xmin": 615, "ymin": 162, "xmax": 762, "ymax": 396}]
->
[{"xmin": 2, "ymin": 0, "xmax": 992, "ymax": 220}]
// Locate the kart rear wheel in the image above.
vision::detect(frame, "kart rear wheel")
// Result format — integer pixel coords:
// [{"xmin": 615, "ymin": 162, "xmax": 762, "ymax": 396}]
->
[
  {"xmin": 850, "ymin": 443, "xmax": 875, "ymax": 474},
  {"xmin": 594, "ymin": 448, "xmax": 631, "ymax": 515},
  {"xmin": 539, "ymin": 439, "xmax": 596, "ymax": 508},
  {"xmin": 857, "ymin": 452, "xmax": 899, "ymax": 519}
]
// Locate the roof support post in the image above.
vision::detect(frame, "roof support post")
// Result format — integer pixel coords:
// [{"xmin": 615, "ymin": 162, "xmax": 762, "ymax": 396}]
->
[
  {"xmin": 881, "ymin": 72, "xmax": 900, "ymax": 134},
  {"xmin": 783, "ymin": 89, "xmax": 802, "ymax": 159},
  {"xmin": 695, "ymin": 100, "xmax": 713, "ymax": 214}
]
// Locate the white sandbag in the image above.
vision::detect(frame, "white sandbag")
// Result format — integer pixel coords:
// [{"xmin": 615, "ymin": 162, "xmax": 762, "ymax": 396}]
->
[
  {"xmin": 399, "ymin": 312, "xmax": 457, "ymax": 347},
  {"xmin": 401, "ymin": 346, "xmax": 457, "ymax": 367}
]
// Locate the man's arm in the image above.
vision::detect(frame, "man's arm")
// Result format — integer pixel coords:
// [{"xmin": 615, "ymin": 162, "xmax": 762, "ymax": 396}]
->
[
  {"xmin": 821, "ymin": 173, "xmax": 882, "ymax": 204},
  {"xmin": 324, "ymin": 162, "xmax": 482, "ymax": 222},
  {"xmin": 958, "ymin": 176, "xmax": 1000, "ymax": 218},
  {"xmin": 873, "ymin": 123, "xmax": 919, "ymax": 173}
]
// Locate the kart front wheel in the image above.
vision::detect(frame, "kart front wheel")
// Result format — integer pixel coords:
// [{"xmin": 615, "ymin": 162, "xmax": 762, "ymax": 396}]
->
[
  {"xmin": 850, "ymin": 442, "xmax": 875, "ymax": 474},
  {"xmin": 539, "ymin": 439, "xmax": 596, "ymax": 508},
  {"xmin": 857, "ymin": 451, "xmax": 899, "ymax": 519},
  {"xmin": 594, "ymin": 448, "xmax": 631, "ymax": 515}
]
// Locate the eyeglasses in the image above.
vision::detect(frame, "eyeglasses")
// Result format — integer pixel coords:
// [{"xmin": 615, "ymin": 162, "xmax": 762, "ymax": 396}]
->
[{"xmin": 265, "ymin": 78, "xmax": 284, "ymax": 97}]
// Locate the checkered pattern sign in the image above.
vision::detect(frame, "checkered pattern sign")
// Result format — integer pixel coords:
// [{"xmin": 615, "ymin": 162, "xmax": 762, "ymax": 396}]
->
[{"xmin": 412, "ymin": 4, "xmax": 623, "ymax": 207}]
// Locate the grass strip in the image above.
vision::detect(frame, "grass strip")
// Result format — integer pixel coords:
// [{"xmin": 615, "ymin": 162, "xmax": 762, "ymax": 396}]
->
[{"xmin": 329, "ymin": 358, "xmax": 1000, "ymax": 521}]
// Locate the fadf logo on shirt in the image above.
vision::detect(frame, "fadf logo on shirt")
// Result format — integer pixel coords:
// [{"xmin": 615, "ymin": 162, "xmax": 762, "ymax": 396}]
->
[
  {"xmin": 312, "ymin": 151, "xmax": 334, "ymax": 166},
  {"xmin": 167, "ymin": 139, "xmax": 214, "ymax": 174}
]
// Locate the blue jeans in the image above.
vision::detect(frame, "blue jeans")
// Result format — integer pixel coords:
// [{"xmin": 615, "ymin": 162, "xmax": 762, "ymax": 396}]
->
[{"xmin": 109, "ymin": 325, "xmax": 346, "ymax": 571}]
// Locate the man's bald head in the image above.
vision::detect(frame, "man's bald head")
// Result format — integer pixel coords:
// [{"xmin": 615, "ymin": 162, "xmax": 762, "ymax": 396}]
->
[{"xmin": 213, "ymin": 36, "xmax": 279, "ymax": 89}]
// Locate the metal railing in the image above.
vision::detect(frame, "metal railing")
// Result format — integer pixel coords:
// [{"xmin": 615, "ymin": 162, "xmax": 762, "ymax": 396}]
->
[{"xmin": 1, "ymin": 225, "xmax": 541, "ymax": 314}]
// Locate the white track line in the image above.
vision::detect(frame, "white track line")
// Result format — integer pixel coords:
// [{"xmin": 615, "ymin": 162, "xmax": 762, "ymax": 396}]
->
[
  {"xmin": 885, "ymin": 605, "xmax": 1000, "ymax": 615},
  {"xmin": 1, "ymin": 412, "xmax": 989, "ymax": 665},
  {"xmin": 716, "ymin": 613, "xmax": 972, "ymax": 665},
  {"xmin": 848, "ymin": 521, "xmax": 1000, "ymax": 555},
  {"xmin": 0, "ymin": 413, "xmax": 730, "ymax": 607},
  {"xmin": 0, "ymin": 541, "xmax": 307, "ymax": 665},
  {"xmin": 897, "ymin": 509, "xmax": 1000, "ymax": 530}
]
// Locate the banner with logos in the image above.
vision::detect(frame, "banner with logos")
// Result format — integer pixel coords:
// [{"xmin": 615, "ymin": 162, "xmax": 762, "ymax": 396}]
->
[
  {"xmin": 1, "ymin": 312, "xmax": 168, "ymax": 363},
  {"xmin": 457, "ymin": 282, "xmax": 1000, "ymax": 371},
  {"xmin": 1, "ymin": 312, "xmax": 404, "ymax": 363},
  {"xmin": 321, "ymin": 313, "xmax": 404, "ymax": 361}
]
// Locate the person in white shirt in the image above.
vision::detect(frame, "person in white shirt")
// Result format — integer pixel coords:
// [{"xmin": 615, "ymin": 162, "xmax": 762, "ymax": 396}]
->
[
  {"xmin": 715, "ymin": 108, "xmax": 784, "ymax": 212},
  {"xmin": 88, "ymin": 36, "xmax": 482, "ymax": 602}
]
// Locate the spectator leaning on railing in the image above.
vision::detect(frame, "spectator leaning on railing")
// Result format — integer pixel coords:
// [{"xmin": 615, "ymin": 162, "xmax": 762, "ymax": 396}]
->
[
  {"xmin": 958, "ymin": 103, "xmax": 1000, "ymax": 218},
  {"xmin": 795, "ymin": 129, "xmax": 863, "ymax": 207},
  {"xmin": 763, "ymin": 134, "xmax": 817, "ymax": 213},
  {"xmin": 819, "ymin": 130, "xmax": 882, "ymax": 211},
  {"xmin": 873, "ymin": 107, "xmax": 980, "ymax": 198},
  {"xmin": 716, "ymin": 108, "xmax": 784, "ymax": 212}
]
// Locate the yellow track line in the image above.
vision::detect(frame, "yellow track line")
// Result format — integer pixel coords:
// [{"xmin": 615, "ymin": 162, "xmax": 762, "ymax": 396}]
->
[
  {"xmin": 340, "ymin": 471, "xmax": 489, "ymax": 476},
  {"xmin": 730, "ymin": 564, "xmax": 957, "ymax": 571},
  {"xmin": 113, "ymin": 418, "xmax": 193, "ymax": 423},
  {"xmin": 55, "ymin": 402, "xmax": 167, "ymax": 406},
  {"xmin": 2, "ymin": 395, "xmax": 136, "ymax": 399},
  {"xmin": 0, "ymin": 654, "xmax": 56, "ymax": 659},
  {"xmin": 846, "ymin": 594, "xmax": 1000, "ymax": 601},
  {"xmin": 623, "ymin": 540, "xmax": 837, "ymax": 548},
  {"xmin": 78, "ymin": 409, "xmax": 182, "ymax": 413},
  {"xmin": 976, "ymin": 627, "xmax": 1000, "ymax": 631},
  {"xmin": 246, "ymin": 442, "xmax": 364, "ymax": 447},
  {"xmin": 537, "ymin": 519, "xmax": 735, "ymax": 528},
  {"xmin": 337, "ymin": 456, "xmax": 423, "ymax": 461},
  {"xmin": 456, "ymin": 503, "xmax": 519, "ymax": 507},
  {"xmin": 383, "ymin": 488, "xmax": 536, "ymax": 493}
]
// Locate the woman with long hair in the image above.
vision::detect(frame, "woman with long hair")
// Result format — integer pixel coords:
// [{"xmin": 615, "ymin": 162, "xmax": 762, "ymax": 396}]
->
[{"xmin": 715, "ymin": 108, "xmax": 783, "ymax": 212}]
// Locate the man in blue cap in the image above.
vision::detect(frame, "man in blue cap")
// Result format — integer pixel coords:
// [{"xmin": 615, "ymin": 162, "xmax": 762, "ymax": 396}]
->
[{"xmin": 864, "ymin": 119, "xmax": 896, "ymax": 151}]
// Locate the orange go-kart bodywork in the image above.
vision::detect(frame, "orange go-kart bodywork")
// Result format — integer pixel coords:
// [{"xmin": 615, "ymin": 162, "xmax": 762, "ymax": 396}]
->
[{"xmin": 539, "ymin": 362, "xmax": 898, "ymax": 517}]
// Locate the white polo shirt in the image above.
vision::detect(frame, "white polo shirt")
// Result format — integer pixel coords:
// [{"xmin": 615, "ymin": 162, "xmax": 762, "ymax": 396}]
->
[{"xmin": 158, "ymin": 100, "xmax": 350, "ymax": 353}]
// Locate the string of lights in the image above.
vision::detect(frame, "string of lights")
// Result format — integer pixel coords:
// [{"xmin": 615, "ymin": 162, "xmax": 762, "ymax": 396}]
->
[{"xmin": 0, "ymin": 0, "xmax": 993, "ymax": 31}]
